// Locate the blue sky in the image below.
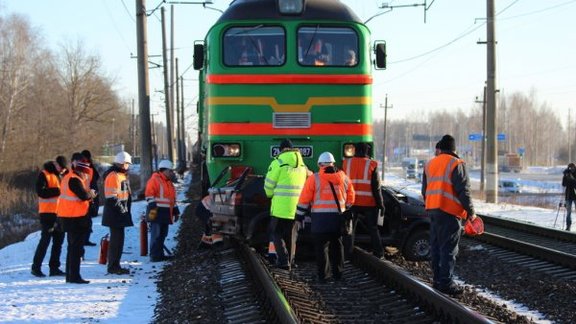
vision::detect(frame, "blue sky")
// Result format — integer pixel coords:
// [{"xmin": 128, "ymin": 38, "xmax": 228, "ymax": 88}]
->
[{"xmin": 2, "ymin": 0, "xmax": 575, "ymax": 127}]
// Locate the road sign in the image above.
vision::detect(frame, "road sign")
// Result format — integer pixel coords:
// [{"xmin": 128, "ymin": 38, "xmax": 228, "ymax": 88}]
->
[
  {"xmin": 498, "ymin": 133, "xmax": 506, "ymax": 141},
  {"xmin": 468, "ymin": 133, "xmax": 482, "ymax": 141}
]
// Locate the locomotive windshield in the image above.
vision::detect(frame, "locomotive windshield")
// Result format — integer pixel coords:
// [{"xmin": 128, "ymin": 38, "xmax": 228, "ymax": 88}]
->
[
  {"xmin": 298, "ymin": 26, "xmax": 359, "ymax": 66},
  {"xmin": 223, "ymin": 26, "xmax": 285, "ymax": 66}
]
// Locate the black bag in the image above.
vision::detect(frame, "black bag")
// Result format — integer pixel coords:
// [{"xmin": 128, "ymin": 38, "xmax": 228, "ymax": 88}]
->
[{"xmin": 328, "ymin": 182, "xmax": 352, "ymax": 235}]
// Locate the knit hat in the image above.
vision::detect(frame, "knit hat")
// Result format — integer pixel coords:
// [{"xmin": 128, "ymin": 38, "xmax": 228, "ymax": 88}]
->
[
  {"xmin": 280, "ymin": 139, "xmax": 293, "ymax": 151},
  {"xmin": 436, "ymin": 135, "xmax": 456, "ymax": 152},
  {"xmin": 354, "ymin": 142, "xmax": 370, "ymax": 157},
  {"xmin": 71, "ymin": 152, "xmax": 90, "ymax": 174}
]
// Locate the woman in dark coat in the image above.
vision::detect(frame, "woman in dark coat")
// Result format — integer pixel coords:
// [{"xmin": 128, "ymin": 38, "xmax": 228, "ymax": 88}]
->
[{"xmin": 102, "ymin": 152, "xmax": 133, "ymax": 274}]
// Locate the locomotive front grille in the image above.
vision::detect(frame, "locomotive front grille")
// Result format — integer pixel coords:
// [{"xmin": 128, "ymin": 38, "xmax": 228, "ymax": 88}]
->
[{"xmin": 273, "ymin": 112, "xmax": 311, "ymax": 128}]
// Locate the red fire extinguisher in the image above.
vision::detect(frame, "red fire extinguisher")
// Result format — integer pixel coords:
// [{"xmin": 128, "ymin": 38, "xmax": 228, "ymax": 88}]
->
[
  {"xmin": 98, "ymin": 234, "xmax": 109, "ymax": 265},
  {"xmin": 140, "ymin": 216, "xmax": 148, "ymax": 256}
]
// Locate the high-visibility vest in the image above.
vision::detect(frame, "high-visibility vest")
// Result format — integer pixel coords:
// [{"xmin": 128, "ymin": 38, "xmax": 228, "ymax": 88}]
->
[
  {"xmin": 38, "ymin": 170, "xmax": 60, "ymax": 213},
  {"xmin": 145, "ymin": 172, "xmax": 176, "ymax": 219},
  {"xmin": 424, "ymin": 154, "xmax": 467, "ymax": 219},
  {"xmin": 104, "ymin": 171, "xmax": 130, "ymax": 203},
  {"xmin": 57, "ymin": 172, "xmax": 89, "ymax": 218},
  {"xmin": 264, "ymin": 150, "xmax": 308, "ymax": 219},
  {"xmin": 297, "ymin": 168, "xmax": 354, "ymax": 215},
  {"xmin": 343, "ymin": 157, "xmax": 377, "ymax": 207}
]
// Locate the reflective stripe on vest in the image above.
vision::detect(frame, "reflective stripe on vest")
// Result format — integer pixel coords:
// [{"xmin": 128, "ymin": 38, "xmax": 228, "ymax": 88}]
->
[
  {"xmin": 104, "ymin": 172, "xmax": 130, "ymax": 201},
  {"xmin": 424, "ymin": 154, "xmax": 467, "ymax": 219},
  {"xmin": 57, "ymin": 173, "xmax": 89, "ymax": 218},
  {"xmin": 343, "ymin": 157, "xmax": 377, "ymax": 206},
  {"xmin": 38, "ymin": 170, "xmax": 60, "ymax": 213},
  {"xmin": 310, "ymin": 173, "xmax": 346, "ymax": 213}
]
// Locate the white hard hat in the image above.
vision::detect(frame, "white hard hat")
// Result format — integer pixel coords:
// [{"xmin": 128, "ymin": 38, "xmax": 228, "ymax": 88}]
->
[
  {"xmin": 114, "ymin": 151, "xmax": 132, "ymax": 164},
  {"xmin": 318, "ymin": 152, "xmax": 336, "ymax": 164},
  {"xmin": 158, "ymin": 160, "xmax": 174, "ymax": 170}
]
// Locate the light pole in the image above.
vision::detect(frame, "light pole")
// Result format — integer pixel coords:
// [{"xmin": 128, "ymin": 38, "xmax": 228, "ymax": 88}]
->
[{"xmin": 380, "ymin": 94, "xmax": 393, "ymax": 183}]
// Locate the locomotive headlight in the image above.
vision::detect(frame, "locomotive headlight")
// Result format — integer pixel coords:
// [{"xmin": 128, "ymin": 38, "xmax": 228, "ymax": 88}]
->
[
  {"xmin": 212, "ymin": 143, "xmax": 241, "ymax": 158},
  {"xmin": 278, "ymin": 0, "xmax": 304, "ymax": 15},
  {"xmin": 343, "ymin": 144, "xmax": 355, "ymax": 158}
]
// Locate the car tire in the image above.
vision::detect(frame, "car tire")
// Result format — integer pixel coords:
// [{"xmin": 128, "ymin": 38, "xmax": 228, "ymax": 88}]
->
[{"xmin": 402, "ymin": 229, "xmax": 430, "ymax": 261}]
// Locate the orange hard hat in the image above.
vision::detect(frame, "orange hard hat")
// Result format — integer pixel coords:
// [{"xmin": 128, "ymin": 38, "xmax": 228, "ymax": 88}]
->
[{"xmin": 464, "ymin": 216, "xmax": 484, "ymax": 236}]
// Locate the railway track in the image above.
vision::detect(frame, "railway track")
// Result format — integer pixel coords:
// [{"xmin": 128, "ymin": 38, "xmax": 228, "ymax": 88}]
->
[
  {"xmin": 475, "ymin": 214, "xmax": 576, "ymax": 271},
  {"xmin": 220, "ymin": 238, "xmax": 493, "ymax": 323}
]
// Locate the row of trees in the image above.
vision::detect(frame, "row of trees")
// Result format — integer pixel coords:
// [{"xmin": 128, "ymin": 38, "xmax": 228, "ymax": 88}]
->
[
  {"xmin": 0, "ymin": 13, "xmax": 134, "ymax": 173},
  {"xmin": 374, "ymin": 90, "xmax": 568, "ymax": 167}
]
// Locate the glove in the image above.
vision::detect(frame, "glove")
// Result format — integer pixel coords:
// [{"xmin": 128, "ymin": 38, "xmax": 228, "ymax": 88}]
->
[
  {"xmin": 148, "ymin": 208, "xmax": 158, "ymax": 221},
  {"xmin": 468, "ymin": 213, "xmax": 477, "ymax": 222}
]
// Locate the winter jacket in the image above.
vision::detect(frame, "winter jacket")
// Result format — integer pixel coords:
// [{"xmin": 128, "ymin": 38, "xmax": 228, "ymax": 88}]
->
[
  {"xmin": 57, "ymin": 171, "xmax": 92, "ymax": 218},
  {"xmin": 264, "ymin": 149, "xmax": 308, "ymax": 219},
  {"xmin": 296, "ymin": 166, "xmax": 355, "ymax": 233},
  {"xmin": 145, "ymin": 171, "xmax": 180, "ymax": 224},
  {"xmin": 102, "ymin": 165, "xmax": 133, "ymax": 228},
  {"xmin": 36, "ymin": 161, "xmax": 61, "ymax": 214},
  {"xmin": 421, "ymin": 151, "xmax": 475, "ymax": 219},
  {"xmin": 562, "ymin": 169, "xmax": 576, "ymax": 200}
]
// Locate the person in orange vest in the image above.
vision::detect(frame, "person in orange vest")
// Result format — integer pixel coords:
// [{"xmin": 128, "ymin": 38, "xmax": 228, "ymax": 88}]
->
[
  {"xmin": 296, "ymin": 152, "xmax": 355, "ymax": 282},
  {"xmin": 145, "ymin": 160, "xmax": 180, "ymax": 262},
  {"xmin": 31, "ymin": 160, "xmax": 66, "ymax": 277},
  {"xmin": 81, "ymin": 150, "xmax": 100, "ymax": 247},
  {"xmin": 102, "ymin": 151, "xmax": 133, "ymax": 274},
  {"xmin": 57, "ymin": 153, "xmax": 97, "ymax": 284},
  {"xmin": 421, "ymin": 134, "xmax": 476, "ymax": 296},
  {"xmin": 342, "ymin": 143, "xmax": 385, "ymax": 260}
]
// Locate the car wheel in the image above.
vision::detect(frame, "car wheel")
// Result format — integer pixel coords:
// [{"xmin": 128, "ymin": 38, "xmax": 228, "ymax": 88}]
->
[{"xmin": 402, "ymin": 230, "xmax": 430, "ymax": 261}]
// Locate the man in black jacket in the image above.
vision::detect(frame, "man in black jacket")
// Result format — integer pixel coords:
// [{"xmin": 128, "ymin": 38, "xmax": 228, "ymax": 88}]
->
[
  {"xmin": 102, "ymin": 151, "xmax": 133, "ymax": 274},
  {"xmin": 562, "ymin": 163, "xmax": 576, "ymax": 231},
  {"xmin": 31, "ymin": 160, "xmax": 66, "ymax": 277},
  {"xmin": 81, "ymin": 150, "xmax": 100, "ymax": 246}
]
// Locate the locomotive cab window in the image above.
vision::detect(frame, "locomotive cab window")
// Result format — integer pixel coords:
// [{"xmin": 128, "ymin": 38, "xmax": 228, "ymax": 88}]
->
[
  {"xmin": 223, "ymin": 26, "xmax": 286, "ymax": 67},
  {"xmin": 298, "ymin": 26, "xmax": 359, "ymax": 67}
]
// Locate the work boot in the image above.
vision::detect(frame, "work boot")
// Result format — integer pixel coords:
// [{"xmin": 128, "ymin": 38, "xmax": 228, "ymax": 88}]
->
[
  {"xmin": 49, "ymin": 269, "xmax": 66, "ymax": 276},
  {"xmin": 31, "ymin": 268, "xmax": 46, "ymax": 278}
]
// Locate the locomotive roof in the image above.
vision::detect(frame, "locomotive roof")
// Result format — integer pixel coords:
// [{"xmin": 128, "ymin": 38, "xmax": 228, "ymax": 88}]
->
[{"xmin": 217, "ymin": 0, "xmax": 362, "ymax": 24}]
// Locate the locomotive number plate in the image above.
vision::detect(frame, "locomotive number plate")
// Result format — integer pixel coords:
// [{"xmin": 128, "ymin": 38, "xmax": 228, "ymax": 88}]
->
[{"xmin": 271, "ymin": 145, "xmax": 313, "ymax": 158}]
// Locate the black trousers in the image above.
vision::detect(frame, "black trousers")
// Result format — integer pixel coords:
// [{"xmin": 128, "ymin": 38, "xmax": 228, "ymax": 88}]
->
[
  {"xmin": 313, "ymin": 232, "xmax": 344, "ymax": 280},
  {"xmin": 32, "ymin": 213, "xmax": 65, "ymax": 271},
  {"xmin": 107, "ymin": 227, "xmax": 125, "ymax": 271},
  {"xmin": 60, "ymin": 216, "xmax": 90, "ymax": 281},
  {"xmin": 269, "ymin": 217, "xmax": 297, "ymax": 267}
]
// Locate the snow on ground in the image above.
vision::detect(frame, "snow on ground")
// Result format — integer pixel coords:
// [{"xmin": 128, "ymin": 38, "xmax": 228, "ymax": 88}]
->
[
  {"xmin": 0, "ymin": 169, "xmax": 571, "ymax": 323},
  {"xmin": 0, "ymin": 174, "xmax": 191, "ymax": 323}
]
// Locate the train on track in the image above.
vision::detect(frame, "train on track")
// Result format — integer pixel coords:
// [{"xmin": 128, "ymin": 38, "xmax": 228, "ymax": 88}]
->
[{"xmin": 191, "ymin": 0, "xmax": 429, "ymax": 260}]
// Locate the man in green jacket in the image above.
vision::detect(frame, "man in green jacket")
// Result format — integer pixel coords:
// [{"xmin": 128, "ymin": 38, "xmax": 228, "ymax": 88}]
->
[{"xmin": 264, "ymin": 139, "xmax": 308, "ymax": 270}]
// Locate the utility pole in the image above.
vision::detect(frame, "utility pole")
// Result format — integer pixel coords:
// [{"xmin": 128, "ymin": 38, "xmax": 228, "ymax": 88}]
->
[
  {"xmin": 485, "ymin": 0, "xmax": 498, "ymax": 203},
  {"xmin": 170, "ymin": 5, "xmax": 176, "ymax": 163},
  {"xmin": 136, "ymin": 0, "xmax": 153, "ymax": 188},
  {"xmin": 180, "ymin": 74, "xmax": 186, "ymax": 163},
  {"xmin": 380, "ymin": 94, "xmax": 393, "ymax": 183},
  {"xmin": 475, "ymin": 85, "xmax": 487, "ymax": 198},
  {"xmin": 175, "ymin": 58, "xmax": 182, "ymax": 168},
  {"xmin": 161, "ymin": 7, "xmax": 175, "ymax": 163}
]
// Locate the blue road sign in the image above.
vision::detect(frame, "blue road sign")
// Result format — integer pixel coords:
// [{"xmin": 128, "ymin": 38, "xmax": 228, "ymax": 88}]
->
[
  {"xmin": 468, "ymin": 133, "xmax": 482, "ymax": 141},
  {"xmin": 498, "ymin": 133, "xmax": 506, "ymax": 141}
]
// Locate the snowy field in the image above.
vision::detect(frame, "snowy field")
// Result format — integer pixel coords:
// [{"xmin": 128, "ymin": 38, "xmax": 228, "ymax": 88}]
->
[{"xmin": 0, "ymin": 168, "xmax": 571, "ymax": 323}]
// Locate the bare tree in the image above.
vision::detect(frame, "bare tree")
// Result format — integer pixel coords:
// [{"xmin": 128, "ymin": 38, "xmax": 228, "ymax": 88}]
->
[{"xmin": 0, "ymin": 15, "xmax": 38, "ymax": 168}]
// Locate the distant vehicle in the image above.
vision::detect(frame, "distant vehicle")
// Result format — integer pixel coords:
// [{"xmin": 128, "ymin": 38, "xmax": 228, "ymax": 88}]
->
[
  {"xmin": 499, "ymin": 153, "xmax": 522, "ymax": 173},
  {"xmin": 402, "ymin": 157, "xmax": 418, "ymax": 179},
  {"xmin": 499, "ymin": 180, "xmax": 521, "ymax": 193}
]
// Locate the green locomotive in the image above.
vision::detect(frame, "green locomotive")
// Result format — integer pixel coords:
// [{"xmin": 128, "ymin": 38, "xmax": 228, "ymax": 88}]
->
[{"xmin": 193, "ymin": 0, "xmax": 386, "ymax": 246}]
